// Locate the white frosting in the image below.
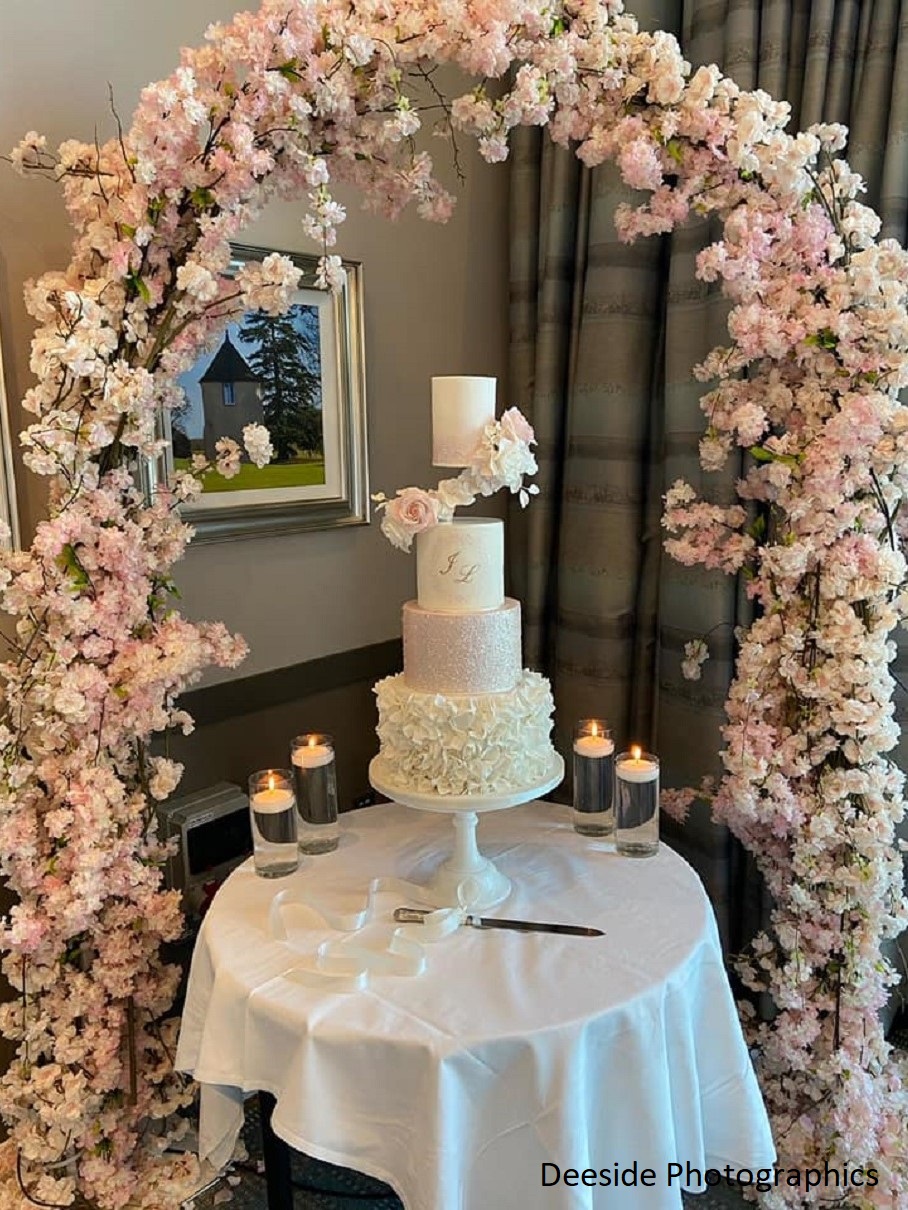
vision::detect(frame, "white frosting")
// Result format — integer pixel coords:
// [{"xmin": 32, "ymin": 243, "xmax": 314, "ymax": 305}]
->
[
  {"xmin": 417, "ymin": 518, "xmax": 503, "ymax": 612},
  {"xmin": 431, "ymin": 376, "xmax": 496, "ymax": 466},
  {"xmin": 402, "ymin": 599, "xmax": 521, "ymax": 694},
  {"xmin": 374, "ymin": 670, "xmax": 557, "ymax": 796}
]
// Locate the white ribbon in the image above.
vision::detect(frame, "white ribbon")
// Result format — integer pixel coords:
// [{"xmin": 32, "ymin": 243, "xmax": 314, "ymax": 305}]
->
[{"xmin": 263, "ymin": 876, "xmax": 470, "ymax": 990}]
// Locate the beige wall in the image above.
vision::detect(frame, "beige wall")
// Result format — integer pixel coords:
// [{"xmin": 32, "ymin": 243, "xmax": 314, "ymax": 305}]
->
[{"xmin": 0, "ymin": 0, "xmax": 510, "ymax": 680}]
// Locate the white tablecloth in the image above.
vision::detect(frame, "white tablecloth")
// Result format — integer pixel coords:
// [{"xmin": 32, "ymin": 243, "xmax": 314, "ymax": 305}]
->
[{"xmin": 175, "ymin": 802, "xmax": 774, "ymax": 1210}]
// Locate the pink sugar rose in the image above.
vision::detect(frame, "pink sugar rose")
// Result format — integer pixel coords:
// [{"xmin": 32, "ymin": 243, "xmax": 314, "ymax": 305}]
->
[
  {"xmin": 380, "ymin": 487, "xmax": 441, "ymax": 551},
  {"xmin": 499, "ymin": 407, "xmax": 535, "ymax": 446}
]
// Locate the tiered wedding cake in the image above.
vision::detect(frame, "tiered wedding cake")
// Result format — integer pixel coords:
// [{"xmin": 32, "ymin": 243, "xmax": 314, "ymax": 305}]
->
[{"xmin": 373, "ymin": 377, "xmax": 558, "ymax": 797}]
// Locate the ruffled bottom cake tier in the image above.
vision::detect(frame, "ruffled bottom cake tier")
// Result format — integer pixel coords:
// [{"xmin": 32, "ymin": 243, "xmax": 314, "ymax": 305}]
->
[{"xmin": 374, "ymin": 669, "xmax": 556, "ymax": 796}]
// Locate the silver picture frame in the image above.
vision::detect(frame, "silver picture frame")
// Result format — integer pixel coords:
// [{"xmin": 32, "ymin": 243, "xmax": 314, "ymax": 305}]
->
[
  {"xmin": 148, "ymin": 244, "xmax": 368, "ymax": 543},
  {"xmin": 0, "ymin": 321, "xmax": 20, "ymax": 550}
]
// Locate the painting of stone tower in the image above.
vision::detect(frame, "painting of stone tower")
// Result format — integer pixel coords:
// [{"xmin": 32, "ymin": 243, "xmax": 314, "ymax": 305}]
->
[{"xmin": 200, "ymin": 333, "xmax": 264, "ymax": 460}]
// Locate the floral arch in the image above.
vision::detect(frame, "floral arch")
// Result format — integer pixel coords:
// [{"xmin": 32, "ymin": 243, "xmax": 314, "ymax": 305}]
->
[{"xmin": 2, "ymin": 0, "xmax": 907, "ymax": 1205}]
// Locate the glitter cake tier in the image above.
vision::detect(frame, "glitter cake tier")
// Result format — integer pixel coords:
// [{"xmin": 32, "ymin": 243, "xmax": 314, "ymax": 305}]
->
[
  {"xmin": 374, "ymin": 670, "xmax": 557, "ymax": 796},
  {"xmin": 402, "ymin": 598, "xmax": 521, "ymax": 694}
]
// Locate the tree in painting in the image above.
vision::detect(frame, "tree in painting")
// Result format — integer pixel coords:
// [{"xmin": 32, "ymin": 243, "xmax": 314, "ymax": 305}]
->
[{"xmin": 238, "ymin": 305, "xmax": 322, "ymax": 462}]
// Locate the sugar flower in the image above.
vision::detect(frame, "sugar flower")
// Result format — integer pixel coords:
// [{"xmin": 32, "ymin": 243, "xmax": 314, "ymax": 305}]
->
[
  {"xmin": 375, "ymin": 487, "xmax": 441, "ymax": 551},
  {"xmin": 374, "ymin": 407, "xmax": 539, "ymax": 549}
]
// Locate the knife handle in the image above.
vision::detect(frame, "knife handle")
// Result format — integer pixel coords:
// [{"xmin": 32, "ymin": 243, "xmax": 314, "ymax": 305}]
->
[{"xmin": 394, "ymin": 907, "xmax": 432, "ymax": 924}]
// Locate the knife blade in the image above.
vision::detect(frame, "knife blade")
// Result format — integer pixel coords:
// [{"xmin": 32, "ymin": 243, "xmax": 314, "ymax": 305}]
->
[{"xmin": 394, "ymin": 907, "xmax": 603, "ymax": 937}]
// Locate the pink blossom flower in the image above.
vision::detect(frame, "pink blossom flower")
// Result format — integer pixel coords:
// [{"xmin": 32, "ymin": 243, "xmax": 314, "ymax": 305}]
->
[
  {"xmin": 175, "ymin": 262, "xmax": 219, "ymax": 302},
  {"xmin": 236, "ymin": 252, "xmax": 303, "ymax": 315}
]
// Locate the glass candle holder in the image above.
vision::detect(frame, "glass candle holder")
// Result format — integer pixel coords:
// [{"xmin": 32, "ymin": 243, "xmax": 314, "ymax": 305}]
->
[
  {"xmin": 615, "ymin": 747, "xmax": 660, "ymax": 857},
  {"xmin": 291, "ymin": 733, "xmax": 340, "ymax": 854},
  {"xmin": 248, "ymin": 769, "xmax": 299, "ymax": 878},
  {"xmin": 572, "ymin": 719, "xmax": 615, "ymax": 837}
]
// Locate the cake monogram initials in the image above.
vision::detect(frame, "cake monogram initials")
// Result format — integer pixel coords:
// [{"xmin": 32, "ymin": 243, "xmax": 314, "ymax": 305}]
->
[{"xmin": 438, "ymin": 550, "xmax": 478, "ymax": 583}]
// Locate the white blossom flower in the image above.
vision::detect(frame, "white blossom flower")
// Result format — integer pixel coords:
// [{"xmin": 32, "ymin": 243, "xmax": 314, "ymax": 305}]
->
[
  {"xmin": 681, "ymin": 639, "xmax": 710, "ymax": 680},
  {"xmin": 176, "ymin": 262, "xmax": 219, "ymax": 303},
  {"xmin": 214, "ymin": 438, "xmax": 242, "ymax": 479},
  {"xmin": 242, "ymin": 424, "xmax": 273, "ymax": 468}
]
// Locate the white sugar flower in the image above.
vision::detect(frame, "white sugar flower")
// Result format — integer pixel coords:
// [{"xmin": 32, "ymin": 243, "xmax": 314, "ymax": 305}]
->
[{"xmin": 435, "ymin": 475, "xmax": 477, "ymax": 516}]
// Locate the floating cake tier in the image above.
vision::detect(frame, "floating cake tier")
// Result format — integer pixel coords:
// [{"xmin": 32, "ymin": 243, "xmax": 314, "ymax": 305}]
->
[
  {"xmin": 431, "ymin": 376, "xmax": 496, "ymax": 467},
  {"xmin": 402, "ymin": 598, "xmax": 521, "ymax": 694}
]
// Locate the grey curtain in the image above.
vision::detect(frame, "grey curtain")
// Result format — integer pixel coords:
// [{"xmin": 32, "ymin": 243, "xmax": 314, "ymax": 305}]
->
[{"xmin": 509, "ymin": 0, "xmax": 908, "ymax": 955}]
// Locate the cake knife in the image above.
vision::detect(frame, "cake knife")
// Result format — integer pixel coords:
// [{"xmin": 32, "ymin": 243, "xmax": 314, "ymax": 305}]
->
[{"xmin": 394, "ymin": 907, "xmax": 603, "ymax": 937}]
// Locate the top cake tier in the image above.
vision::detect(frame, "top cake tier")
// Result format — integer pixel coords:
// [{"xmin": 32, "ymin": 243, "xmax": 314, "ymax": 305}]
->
[
  {"xmin": 431, "ymin": 376, "xmax": 496, "ymax": 467},
  {"xmin": 417, "ymin": 518, "xmax": 503, "ymax": 612}
]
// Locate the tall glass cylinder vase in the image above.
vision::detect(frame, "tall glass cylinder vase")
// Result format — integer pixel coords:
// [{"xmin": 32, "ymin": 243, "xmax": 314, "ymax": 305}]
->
[
  {"xmin": 292, "ymin": 733, "xmax": 340, "ymax": 854},
  {"xmin": 615, "ymin": 748, "xmax": 659, "ymax": 857},
  {"xmin": 248, "ymin": 769, "xmax": 299, "ymax": 878},
  {"xmin": 572, "ymin": 719, "xmax": 615, "ymax": 837}
]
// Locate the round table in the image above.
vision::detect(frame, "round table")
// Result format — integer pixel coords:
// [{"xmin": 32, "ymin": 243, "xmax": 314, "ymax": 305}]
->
[{"xmin": 176, "ymin": 802, "xmax": 774, "ymax": 1210}]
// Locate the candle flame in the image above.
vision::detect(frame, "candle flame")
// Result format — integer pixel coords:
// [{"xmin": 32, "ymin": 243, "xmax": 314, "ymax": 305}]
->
[
  {"xmin": 268, "ymin": 774, "xmax": 275, "ymax": 792},
  {"xmin": 631, "ymin": 745, "xmax": 642, "ymax": 761},
  {"xmin": 590, "ymin": 721, "xmax": 599, "ymax": 737},
  {"xmin": 308, "ymin": 735, "xmax": 317, "ymax": 748}
]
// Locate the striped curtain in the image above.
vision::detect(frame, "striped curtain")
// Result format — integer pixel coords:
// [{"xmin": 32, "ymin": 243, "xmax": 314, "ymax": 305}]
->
[{"xmin": 509, "ymin": 0, "xmax": 908, "ymax": 960}]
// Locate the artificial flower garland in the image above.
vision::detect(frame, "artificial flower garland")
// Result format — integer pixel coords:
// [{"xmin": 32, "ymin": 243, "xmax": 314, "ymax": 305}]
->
[{"xmin": 1, "ymin": 0, "xmax": 905, "ymax": 1206}]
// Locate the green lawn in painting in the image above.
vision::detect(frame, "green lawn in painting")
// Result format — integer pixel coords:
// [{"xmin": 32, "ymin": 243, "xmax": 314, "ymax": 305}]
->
[{"xmin": 174, "ymin": 457, "xmax": 326, "ymax": 493}]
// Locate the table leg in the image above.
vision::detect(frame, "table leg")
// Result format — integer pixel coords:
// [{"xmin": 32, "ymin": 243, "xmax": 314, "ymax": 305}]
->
[{"xmin": 258, "ymin": 1091, "xmax": 294, "ymax": 1209}]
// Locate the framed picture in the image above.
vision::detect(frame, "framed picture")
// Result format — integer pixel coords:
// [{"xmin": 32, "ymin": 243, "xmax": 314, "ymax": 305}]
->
[
  {"xmin": 0, "ymin": 321, "xmax": 20, "ymax": 550},
  {"xmin": 158, "ymin": 244, "xmax": 368, "ymax": 542}
]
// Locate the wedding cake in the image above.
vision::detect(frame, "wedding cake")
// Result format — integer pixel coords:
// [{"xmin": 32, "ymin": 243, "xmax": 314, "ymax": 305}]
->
[{"xmin": 372, "ymin": 377, "xmax": 558, "ymax": 797}]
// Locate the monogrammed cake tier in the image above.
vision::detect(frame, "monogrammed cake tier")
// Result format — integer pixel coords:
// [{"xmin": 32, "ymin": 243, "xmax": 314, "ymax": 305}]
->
[
  {"xmin": 402, "ymin": 599, "xmax": 521, "ymax": 694},
  {"xmin": 416, "ymin": 518, "xmax": 503, "ymax": 612}
]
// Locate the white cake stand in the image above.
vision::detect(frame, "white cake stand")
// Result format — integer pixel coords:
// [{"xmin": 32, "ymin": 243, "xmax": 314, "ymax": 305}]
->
[{"xmin": 368, "ymin": 754, "xmax": 564, "ymax": 911}]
